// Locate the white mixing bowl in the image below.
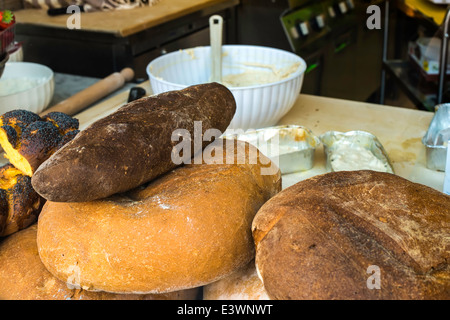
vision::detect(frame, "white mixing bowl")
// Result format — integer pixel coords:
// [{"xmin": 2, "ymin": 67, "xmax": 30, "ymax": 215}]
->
[
  {"xmin": 0, "ymin": 62, "xmax": 54, "ymax": 115},
  {"xmin": 147, "ymin": 45, "xmax": 306, "ymax": 130}
]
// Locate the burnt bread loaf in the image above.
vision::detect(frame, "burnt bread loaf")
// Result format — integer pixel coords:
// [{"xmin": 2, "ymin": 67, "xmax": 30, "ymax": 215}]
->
[
  {"xmin": 252, "ymin": 170, "xmax": 450, "ymax": 300},
  {"xmin": 0, "ymin": 110, "xmax": 79, "ymax": 177},
  {"xmin": 36, "ymin": 139, "xmax": 281, "ymax": 294},
  {"xmin": 0, "ymin": 225, "xmax": 199, "ymax": 300},
  {"xmin": 0, "ymin": 110, "xmax": 79, "ymax": 236},
  {"xmin": 0, "ymin": 163, "xmax": 44, "ymax": 237},
  {"xmin": 31, "ymin": 82, "xmax": 236, "ymax": 202}
]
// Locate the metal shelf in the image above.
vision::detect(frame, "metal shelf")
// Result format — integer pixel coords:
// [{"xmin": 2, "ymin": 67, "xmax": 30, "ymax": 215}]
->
[
  {"xmin": 383, "ymin": 60, "xmax": 438, "ymax": 111},
  {"xmin": 380, "ymin": 1, "xmax": 450, "ymax": 111}
]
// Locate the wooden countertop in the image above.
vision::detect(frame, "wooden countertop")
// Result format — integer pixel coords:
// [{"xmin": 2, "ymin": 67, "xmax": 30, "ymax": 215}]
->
[
  {"xmin": 277, "ymin": 94, "xmax": 443, "ymax": 192},
  {"xmin": 74, "ymin": 82, "xmax": 444, "ymax": 193},
  {"xmin": 15, "ymin": 0, "xmax": 239, "ymax": 37}
]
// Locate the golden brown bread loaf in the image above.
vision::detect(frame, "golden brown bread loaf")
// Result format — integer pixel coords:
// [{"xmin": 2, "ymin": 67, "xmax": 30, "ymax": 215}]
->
[
  {"xmin": 0, "ymin": 225, "xmax": 199, "ymax": 300},
  {"xmin": 203, "ymin": 260, "xmax": 270, "ymax": 300},
  {"xmin": 37, "ymin": 139, "xmax": 281, "ymax": 294},
  {"xmin": 0, "ymin": 110, "xmax": 79, "ymax": 177},
  {"xmin": 252, "ymin": 170, "xmax": 450, "ymax": 300},
  {"xmin": 0, "ymin": 163, "xmax": 44, "ymax": 237}
]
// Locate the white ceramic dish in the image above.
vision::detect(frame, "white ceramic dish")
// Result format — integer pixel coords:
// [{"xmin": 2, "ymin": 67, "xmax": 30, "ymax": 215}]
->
[
  {"xmin": 147, "ymin": 45, "xmax": 306, "ymax": 130},
  {"xmin": 0, "ymin": 62, "xmax": 54, "ymax": 115}
]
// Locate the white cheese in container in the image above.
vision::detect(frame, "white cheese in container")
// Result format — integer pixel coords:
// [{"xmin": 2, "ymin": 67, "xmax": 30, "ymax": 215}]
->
[
  {"xmin": 320, "ymin": 130, "xmax": 394, "ymax": 174},
  {"xmin": 329, "ymin": 143, "xmax": 391, "ymax": 172},
  {"xmin": 223, "ymin": 125, "xmax": 320, "ymax": 174}
]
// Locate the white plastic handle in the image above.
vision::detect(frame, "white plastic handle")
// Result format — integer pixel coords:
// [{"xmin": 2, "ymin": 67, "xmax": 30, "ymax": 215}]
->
[{"xmin": 209, "ymin": 15, "xmax": 223, "ymax": 83}]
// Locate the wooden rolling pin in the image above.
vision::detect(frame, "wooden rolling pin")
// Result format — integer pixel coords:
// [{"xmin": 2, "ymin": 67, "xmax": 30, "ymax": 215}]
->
[{"xmin": 40, "ymin": 68, "xmax": 135, "ymax": 116}]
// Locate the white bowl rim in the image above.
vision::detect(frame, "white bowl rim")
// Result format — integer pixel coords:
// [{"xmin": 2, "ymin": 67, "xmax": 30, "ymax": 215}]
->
[
  {"xmin": 0, "ymin": 62, "xmax": 54, "ymax": 98},
  {"xmin": 146, "ymin": 44, "xmax": 307, "ymax": 91}
]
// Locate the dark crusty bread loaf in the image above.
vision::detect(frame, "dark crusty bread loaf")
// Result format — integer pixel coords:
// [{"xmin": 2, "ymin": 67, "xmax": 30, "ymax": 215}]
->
[
  {"xmin": 31, "ymin": 82, "xmax": 236, "ymax": 202},
  {"xmin": 0, "ymin": 225, "xmax": 199, "ymax": 300},
  {"xmin": 37, "ymin": 139, "xmax": 281, "ymax": 294},
  {"xmin": 252, "ymin": 170, "xmax": 450, "ymax": 300}
]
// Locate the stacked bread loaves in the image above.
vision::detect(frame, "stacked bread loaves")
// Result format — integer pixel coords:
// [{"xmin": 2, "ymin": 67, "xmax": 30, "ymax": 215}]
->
[
  {"xmin": 0, "ymin": 82, "xmax": 282, "ymax": 299},
  {"xmin": 4, "ymin": 80, "xmax": 445, "ymax": 300}
]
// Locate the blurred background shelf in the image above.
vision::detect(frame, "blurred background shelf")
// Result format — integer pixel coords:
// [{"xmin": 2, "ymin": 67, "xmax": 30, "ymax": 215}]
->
[
  {"xmin": 383, "ymin": 59, "xmax": 439, "ymax": 111},
  {"xmin": 380, "ymin": 0, "xmax": 450, "ymax": 111}
]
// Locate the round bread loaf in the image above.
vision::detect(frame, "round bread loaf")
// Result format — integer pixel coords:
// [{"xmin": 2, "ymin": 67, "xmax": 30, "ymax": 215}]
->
[
  {"xmin": 37, "ymin": 139, "xmax": 281, "ymax": 294},
  {"xmin": 203, "ymin": 260, "xmax": 270, "ymax": 300},
  {"xmin": 252, "ymin": 170, "xmax": 450, "ymax": 300},
  {"xmin": 0, "ymin": 225, "xmax": 199, "ymax": 300}
]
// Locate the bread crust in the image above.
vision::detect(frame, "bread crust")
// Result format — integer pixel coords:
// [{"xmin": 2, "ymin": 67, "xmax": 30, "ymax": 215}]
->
[
  {"xmin": 203, "ymin": 260, "xmax": 270, "ymax": 300},
  {"xmin": 253, "ymin": 170, "xmax": 450, "ymax": 300},
  {"xmin": 32, "ymin": 83, "xmax": 236, "ymax": 202},
  {"xmin": 0, "ymin": 225, "xmax": 199, "ymax": 300},
  {"xmin": 0, "ymin": 163, "xmax": 44, "ymax": 237},
  {"xmin": 0, "ymin": 110, "xmax": 79, "ymax": 177},
  {"xmin": 37, "ymin": 140, "xmax": 281, "ymax": 294}
]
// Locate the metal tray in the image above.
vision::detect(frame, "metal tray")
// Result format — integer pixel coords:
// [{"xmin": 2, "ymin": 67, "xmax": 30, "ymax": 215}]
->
[
  {"xmin": 320, "ymin": 130, "xmax": 394, "ymax": 174},
  {"xmin": 422, "ymin": 103, "xmax": 450, "ymax": 171},
  {"xmin": 223, "ymin": 125, "xmax": 320, "ymax": 174}
]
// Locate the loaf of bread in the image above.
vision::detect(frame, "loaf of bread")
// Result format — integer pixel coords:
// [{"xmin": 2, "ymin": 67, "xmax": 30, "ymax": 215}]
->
[
  {"xmin": 252, "ymin": 170, "xmax": 450, "ymax": 300},
  {"xmin": 0, "ymin": 110, "xmax": 79, "ymax": 237},
  {"xmin": 37, "ymin": 139, "xmax": 281, "ymax": 294},
  {"xmin": 203, "ymin": 260, "xmax": 270, "ymax": 300},
  {"xmin": 0, "ymin": 110, "xmax": 79, "ymax": 177},
  {"xmin": 0, "ymin": 225, "xmax": 199, "ymax": 300},
  {"xmin": 0, "ymin": 163, "xmax": 44, "ymax": 237},
  {"xmin": 31, "ymin": 82, "xmax": 236, "ymax": 202}
]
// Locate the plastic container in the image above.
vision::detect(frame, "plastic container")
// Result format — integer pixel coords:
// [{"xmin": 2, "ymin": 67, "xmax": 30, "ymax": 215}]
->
[{"xmin": 147, "ymin": 45, "xmax": 306, "ymax": 130}]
